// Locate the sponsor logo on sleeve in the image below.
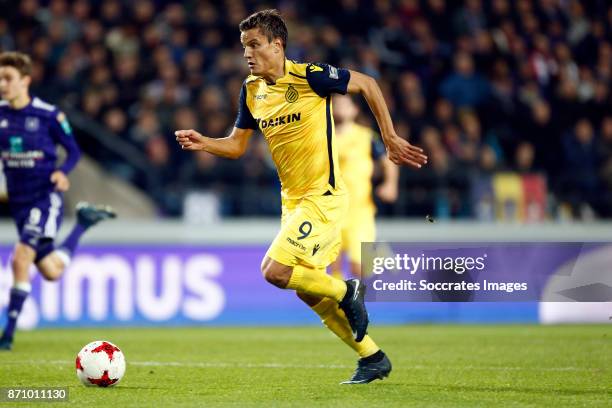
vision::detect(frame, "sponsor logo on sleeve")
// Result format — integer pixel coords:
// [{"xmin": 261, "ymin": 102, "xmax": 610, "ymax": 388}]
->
[
  {"xmin": 57, "ymin": 112, "xmax": 72, "ymax": 135},
  {"xmin": 329, "ymin": 66, "xmax": 339, "ymax": 79}
]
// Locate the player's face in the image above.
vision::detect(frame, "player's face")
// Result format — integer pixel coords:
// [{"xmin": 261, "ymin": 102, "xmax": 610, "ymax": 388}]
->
[
  {"xmin": 0, "ymin": 66, "xmax": 29, "ymax": 102},
  {"xmin": 240, "ymin": 28, "xmax": 283, "ymax": 76}
]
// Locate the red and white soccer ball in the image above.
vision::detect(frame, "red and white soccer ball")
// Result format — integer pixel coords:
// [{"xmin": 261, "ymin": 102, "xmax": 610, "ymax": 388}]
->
[{"xmin": 76, "ymin": 340, "xmax": 126, "ymax": 387}]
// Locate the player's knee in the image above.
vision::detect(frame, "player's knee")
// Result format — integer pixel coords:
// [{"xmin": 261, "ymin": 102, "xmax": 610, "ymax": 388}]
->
[
  {"xmin": 262, "ymin": 264, "xmax": 290, "ymax": 288},
  {"xmin": 37, "ymin": 255, "xmax": 65, "ymax": 281},
  {"xmin": 12, "ymin": 247, "xmax": 33, "ymax": 274},
  {"xmin": 263, "ymin": 268, "xmax": 285, "ymax": 288},
  {"xmin": 40, "ymin": 270, "xmax": 61, "ymax": 281},
  {"xmin": 42, "ymin": 273, "xmax": 61, "ymax": 282},
  {"xmin": 38, "ymin": 262, "xmax": 62, "ymax": 281}
]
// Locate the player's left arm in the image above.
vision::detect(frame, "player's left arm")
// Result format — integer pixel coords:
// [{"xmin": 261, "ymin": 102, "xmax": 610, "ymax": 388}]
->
[
  {"xmin": 347, "ymin": 70, "xmax": 427, "ymax": 169},
  {"xmin": 49, "ymin": 111, "xmax": 81, "ymax": 192}
]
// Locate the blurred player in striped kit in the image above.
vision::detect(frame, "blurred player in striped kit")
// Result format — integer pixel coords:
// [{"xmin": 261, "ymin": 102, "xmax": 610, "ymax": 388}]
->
[{"xmin": 0, "ymin": 52, "xmax": 116, "ymax": 350}]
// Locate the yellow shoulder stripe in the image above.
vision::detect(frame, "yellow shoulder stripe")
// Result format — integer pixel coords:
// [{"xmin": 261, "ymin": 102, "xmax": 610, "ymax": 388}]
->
[{"xmin": 307, "ymin": 64, "xmax": 323, "ymax": 73}]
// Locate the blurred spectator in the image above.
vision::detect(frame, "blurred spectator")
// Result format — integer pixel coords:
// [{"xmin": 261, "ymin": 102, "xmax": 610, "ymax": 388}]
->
[
  {"xmin": 179, "ymin": 151, "xmax": 223, "ymax": 191},
  {"xmin": 103, "ymin": 108, "xmax": 128, "ymax": 139},
  {"xmin": 0, "ymin": 19, "xmax": 15, "ymax": 50},
  {"xmin": 145, "ymin": 136, "xmax": 180, "ymax": 216},
  {"xmin": 453, "ymin": 0, "xmax": 487, "ymax": 36},
  {"xmin": 479, "ymin": 145, "xmax": 499, "ymax": 174},
  {"xmin": 1, "ymin": 0, "xmax": 610, "ymax": 219},
  {"xmin": 514, "ymin": 142, "xmax": 536, "ymax": 173},
  {"xmin": 523, "ymin": 99, "xmax": 560, "ymax": 177},
  {"xmin": 598, "ymin": 117, "xmax": 612, "ymax": 164},
  {"xmin": 440, "ymin": 51, "xmax": 490, "ymax": 108},
  {"xmin": 599, "ymin": 117, "xmax": 612, "ymax": 217},
  {"xmin": 129, "ymin": 108, "xmax": 161, "ymax": 147},
  {"xmin": 560, "ymin": 119, "xmax": 599, "ymax": 217}
]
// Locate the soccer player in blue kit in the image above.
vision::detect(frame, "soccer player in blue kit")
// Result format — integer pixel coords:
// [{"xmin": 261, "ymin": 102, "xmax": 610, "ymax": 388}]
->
[{"xmin": 0, "ymin": 52, "xmax": 116, "ymax": 350}]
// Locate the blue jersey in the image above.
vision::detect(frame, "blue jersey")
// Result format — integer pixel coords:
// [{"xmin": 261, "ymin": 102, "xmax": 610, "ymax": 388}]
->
[{"xmin": 0, "ymin": 97, "xmax": 80, "ymax": 203}]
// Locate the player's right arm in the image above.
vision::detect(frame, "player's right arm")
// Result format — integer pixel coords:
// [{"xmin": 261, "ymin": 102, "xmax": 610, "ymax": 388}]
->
[
  {"xmin": 306, "ymin": 63, "xmax": 426, "ymax": 168},
  {"xmin": 371, "ymin": 137, "xmax": 399, "ymax": 203},
  {"xmin": 175, "ymin": 83, "xmax": 257, "ymax": 159},
  {"xmin": 49, "ymin": 110, "xmax": 81, "ymax": 192},
  {"xmin": 376, "ymin": 155, "xmax": 399, "ymax": 203},
  {"xmin": 347, "ymin": 70, "xmax": 427, "ymax": 169},
  {"xmin": 175, "ymin": 127, "xmax": 254, "ymax": 159}
]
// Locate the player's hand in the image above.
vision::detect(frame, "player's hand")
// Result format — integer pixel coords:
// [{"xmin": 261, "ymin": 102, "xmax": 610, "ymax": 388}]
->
[
  {"xmin": 376, "ymin": 181, "xmax": 398, "ymax": 203},
  {"xmin": 50, "ymin": 170, "xmax": 70, "ymax": 192},
  {"xmin": 175, "ymin": 129, "xmax": 206, "ymax": 151},
  {"xmin": 385, "ymin": 135, "xmax": 428, "ymax": 169}
]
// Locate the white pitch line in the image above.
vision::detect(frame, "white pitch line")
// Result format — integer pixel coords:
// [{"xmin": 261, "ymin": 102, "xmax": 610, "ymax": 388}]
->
[
  {"xmin": 131, "ymin": 361, "xmax": 350, "ymax": 369},
  {"xmin": 0, "ymin": 360, "xmax": 602, "ymax": 372}
]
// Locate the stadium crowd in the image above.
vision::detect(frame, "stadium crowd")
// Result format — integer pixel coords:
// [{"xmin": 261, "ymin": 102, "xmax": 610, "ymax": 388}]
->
[{"xmin": 1, "ymin": 0, "xmax": 611, "ymax": 219}]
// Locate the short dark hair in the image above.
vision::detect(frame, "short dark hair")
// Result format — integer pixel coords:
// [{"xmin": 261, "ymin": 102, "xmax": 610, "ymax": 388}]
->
[
  {"xmin": 239, "ymin": 9, "xmax": 288, "ymax": 50},
  {"xmin": 0, "ymin": 51, "xmax": 32, "ymax": 77}
]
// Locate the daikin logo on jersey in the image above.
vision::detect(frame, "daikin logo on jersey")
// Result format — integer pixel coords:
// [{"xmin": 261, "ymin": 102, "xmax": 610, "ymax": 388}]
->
[{"xmin": 256, "ymin": 112, "xmax": 301, "ymax": 129}]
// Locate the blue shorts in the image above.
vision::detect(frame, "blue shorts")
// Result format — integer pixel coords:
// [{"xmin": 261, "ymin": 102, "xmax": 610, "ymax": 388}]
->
[{"xmin": 9, "ymin": 191, "xmax": 64, "ymax": 261}]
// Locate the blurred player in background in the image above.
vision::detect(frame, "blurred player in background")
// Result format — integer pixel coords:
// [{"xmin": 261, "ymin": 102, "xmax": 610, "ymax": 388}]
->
[
  {"xmin": 176, "ymin": 10, "xmax": 427, "ymax": 383},
  {"xmin": 0, "ymin": 52, "xmax": 116, "ymax": 350},
  {"xmin": 331, "ymin": 94, "xmax": 398, "ymax": 279}
]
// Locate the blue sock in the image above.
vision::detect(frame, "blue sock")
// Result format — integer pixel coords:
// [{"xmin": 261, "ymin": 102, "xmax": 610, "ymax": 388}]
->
[
  {"xmin": 58, "ymin": 223, "xmax": 87, "ymax": 256},
  {"xmin": 2, "ymin": 288, "xmax": 29, "ymax": 340}
]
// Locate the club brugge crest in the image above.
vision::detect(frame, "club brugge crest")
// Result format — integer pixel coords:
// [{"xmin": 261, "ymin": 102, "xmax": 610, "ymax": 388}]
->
[
  {"xmin": 25, "ymin": 116, "xmax": 40, "ymax": 132},
  {"xmin": 285, "ymin": 84, "xmax": 299, "ymax": 103}
]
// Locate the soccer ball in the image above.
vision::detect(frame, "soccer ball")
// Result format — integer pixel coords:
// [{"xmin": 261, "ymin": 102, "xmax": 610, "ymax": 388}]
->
[{"xmin": 75, "ymin": 340, "xmax": 126, "ymax": 387}]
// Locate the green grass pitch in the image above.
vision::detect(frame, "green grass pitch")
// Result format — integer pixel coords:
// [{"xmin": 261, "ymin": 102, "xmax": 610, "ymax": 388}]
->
[{"xmin": 0, "ymin": 325, "xmax": 610, "ymax": 407}]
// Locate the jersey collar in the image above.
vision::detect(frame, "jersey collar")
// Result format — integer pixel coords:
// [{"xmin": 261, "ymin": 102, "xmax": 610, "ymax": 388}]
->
[
  {"xmin": 275, "ymin": 59, "xmax": 296, "ymax": 84},
  {"xmin": 6, "ymin": 94, "xmax": 32, "ymax": 111},
  {"xmin": 248, "ymin": 59, "xmax": 295, "ymax": 86}
]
